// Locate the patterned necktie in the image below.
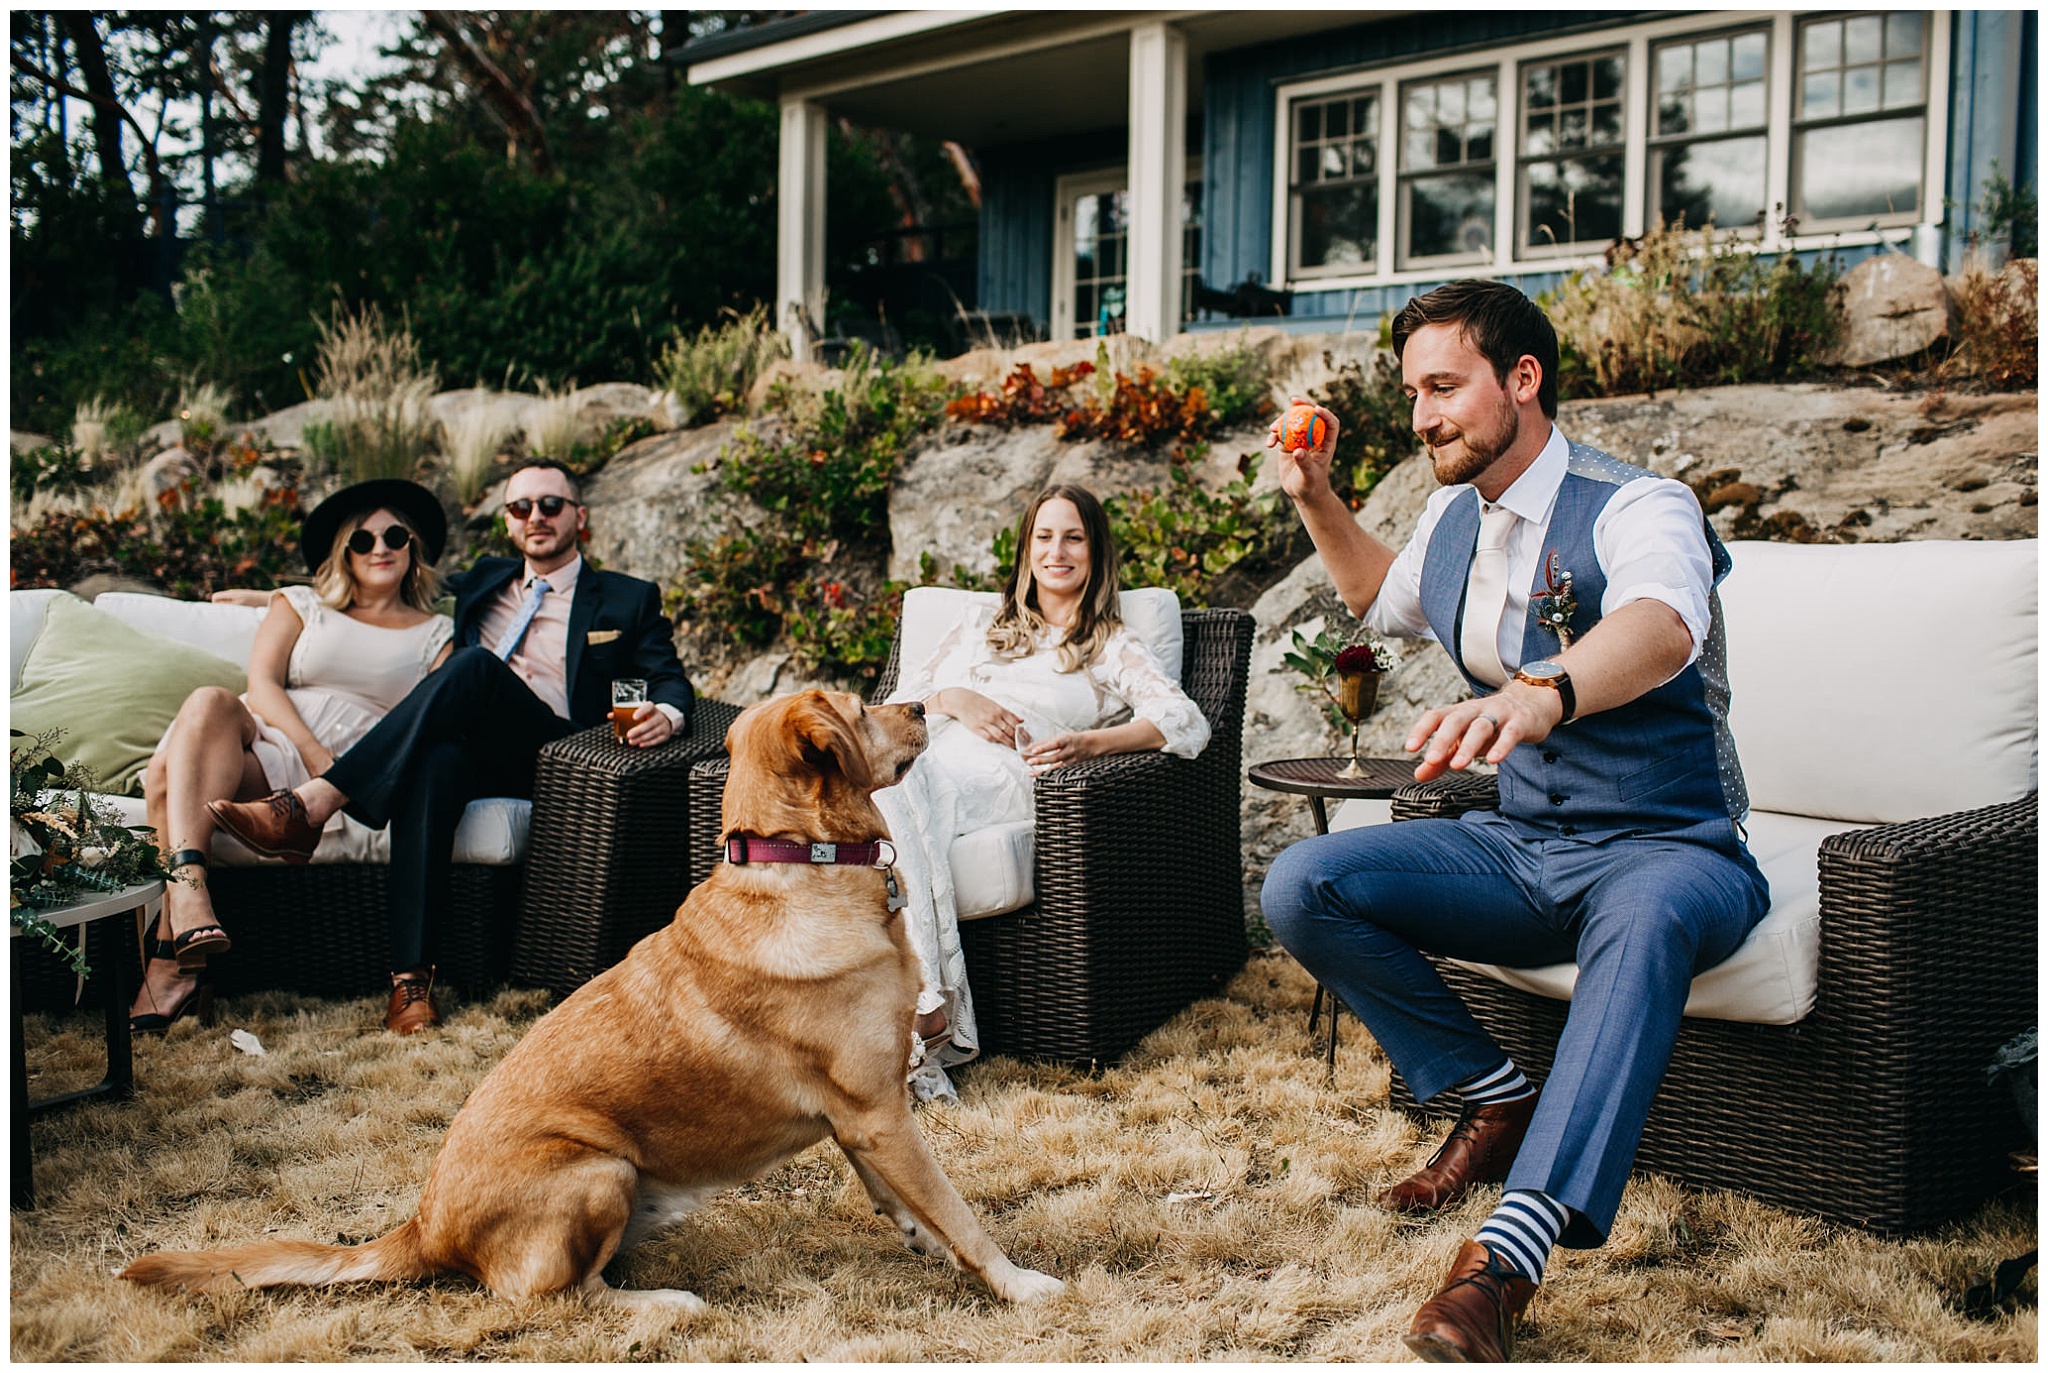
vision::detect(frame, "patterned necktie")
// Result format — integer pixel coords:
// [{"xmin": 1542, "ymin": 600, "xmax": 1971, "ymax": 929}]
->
[
  {"xmin": 494, "ymin": 577, "xmax": 552, "ymax": 661},
  {"xmin": 1460, "ymin": 503, "xmax": 1518, "ymax": 688}
]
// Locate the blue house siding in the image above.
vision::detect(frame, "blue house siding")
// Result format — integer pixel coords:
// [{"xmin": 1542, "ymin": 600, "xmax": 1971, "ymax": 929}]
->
[
  {"xmin": 1945, "ymin": 8, "xmax": 2038, "ymax": 265},
  {"xmin": 1200, "ymin": 11, "xmax": 1652, "ymax": 302},
  {"xmin": 978, "ymin": 129, "xmax": 1126, "ymax": 334}
]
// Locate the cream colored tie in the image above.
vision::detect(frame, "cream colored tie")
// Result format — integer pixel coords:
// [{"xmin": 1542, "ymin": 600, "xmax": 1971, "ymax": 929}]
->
[{"xmin": 1460, "ymin": 503, "xmax": 1517, "ymax": 688}]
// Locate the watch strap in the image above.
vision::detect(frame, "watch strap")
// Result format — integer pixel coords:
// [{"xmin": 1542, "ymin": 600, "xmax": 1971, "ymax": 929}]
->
[{"xmin": 1516, "ymin": 664, "xmax": 1576, "ymax": 724}]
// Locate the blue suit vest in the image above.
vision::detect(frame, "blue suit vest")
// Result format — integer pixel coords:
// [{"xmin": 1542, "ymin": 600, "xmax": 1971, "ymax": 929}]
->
[{"xmin": 1419, "ymin": 443, "xmax": 1748, "ymax": 837}]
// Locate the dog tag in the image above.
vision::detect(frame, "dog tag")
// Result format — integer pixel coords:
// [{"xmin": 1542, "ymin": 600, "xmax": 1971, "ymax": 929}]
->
[{"xmin": 885, "ymin": 870, "xmax": 907, "ymax": 912}]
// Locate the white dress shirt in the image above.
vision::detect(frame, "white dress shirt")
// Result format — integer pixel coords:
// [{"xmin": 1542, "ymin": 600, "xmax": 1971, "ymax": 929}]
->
[{"xmin": 1364, "ymin": 425, "xmax": 1716, "ymax": 683}]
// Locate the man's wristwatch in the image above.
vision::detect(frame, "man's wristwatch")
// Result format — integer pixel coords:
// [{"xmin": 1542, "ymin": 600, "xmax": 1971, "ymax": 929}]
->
[{"xmin": 1513, "ymin": 660, "xmax": 1576, "ymax": 724}]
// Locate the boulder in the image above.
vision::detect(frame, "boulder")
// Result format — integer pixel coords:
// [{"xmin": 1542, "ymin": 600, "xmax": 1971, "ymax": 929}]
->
[
  {"xmin": 427, "ymin": 388, "xmax": 536, "ymax": 444},
  {"xmin": 242, "ymin": 398, "xmax": 334, "ymax": 449},
  {"xmin": 1823, "ymin": 252, "xmax": 1956, "ymax": 367},
  {"xmin": 139, "ymin": 445, "xmax": 200, "ymax": 497},
  {"xmin": 11, "ymin": 431, "xmax": 55, "ymax": 455},
  {"xmin": 579, "ymin": 418, "xmax": 754, "ymax": 585}
]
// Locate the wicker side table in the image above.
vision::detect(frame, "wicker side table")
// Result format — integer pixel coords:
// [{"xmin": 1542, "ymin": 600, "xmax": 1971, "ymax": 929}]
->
[
  {"xmin": 1249, "ymin": 756, "xmax": 1428, "ymax": 1076},
  {"xmin": 512, "ymin": 700, "xmax": 741, "ymax": 997}
]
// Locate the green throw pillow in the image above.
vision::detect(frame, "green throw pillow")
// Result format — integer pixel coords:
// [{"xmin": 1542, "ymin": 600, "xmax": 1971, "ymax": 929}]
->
[{"xmin": 11, "ymin": 595, "xmax": 247, "ymax": 796}]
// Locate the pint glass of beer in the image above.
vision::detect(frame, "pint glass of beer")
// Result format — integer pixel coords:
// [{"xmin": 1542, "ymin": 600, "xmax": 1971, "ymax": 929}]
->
[{"xmin": 610, "ymin": 678, "xmax": 649, "ymax": 742}]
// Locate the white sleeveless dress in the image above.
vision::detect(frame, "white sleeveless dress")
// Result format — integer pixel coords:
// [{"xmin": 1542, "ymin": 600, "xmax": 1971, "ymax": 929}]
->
[{"xmin": 243, "ymin": 585, "xmax": 453, "ymax": 794}]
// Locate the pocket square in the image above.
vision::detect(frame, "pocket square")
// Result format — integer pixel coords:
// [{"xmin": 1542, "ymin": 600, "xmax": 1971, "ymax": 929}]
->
[{"xmin": 586, "ymin": 629, "xmax": 622, "ymax": 645}]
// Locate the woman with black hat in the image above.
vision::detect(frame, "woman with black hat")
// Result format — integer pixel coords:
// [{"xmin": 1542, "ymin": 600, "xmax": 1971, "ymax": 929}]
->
[{"xmin": 128, "ymin": 479, "xmax": 454, "ymax": 1033}]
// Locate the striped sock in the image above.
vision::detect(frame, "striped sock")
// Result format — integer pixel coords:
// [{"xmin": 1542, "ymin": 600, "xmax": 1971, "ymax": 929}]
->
[
  {"xmin": 1454, "ymin": 1059, "xmax": 1536, "ymax": 1106},
  {"xmin": 1476, "ymin": 1189, "xmax": 1570, "ymax": 1284}
]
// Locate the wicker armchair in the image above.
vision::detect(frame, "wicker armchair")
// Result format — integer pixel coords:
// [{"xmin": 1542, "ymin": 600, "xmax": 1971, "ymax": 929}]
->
[
  {"xmin": 687, "ymin": 608, "xmax": 1254, "ymax": 1066},
  {"xmin": 15, "ymin": 703, "xmax": 742, "ymax": 1013},
  {"xmin": 1385, "ymin": 773, "xmax": 2039, "ymax": 1235}
]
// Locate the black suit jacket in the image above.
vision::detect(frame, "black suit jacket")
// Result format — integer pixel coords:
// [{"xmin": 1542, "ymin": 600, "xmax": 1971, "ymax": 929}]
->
[{"xmin": 448, "ymin": 557, "xmax": 694, "ymax": 731}]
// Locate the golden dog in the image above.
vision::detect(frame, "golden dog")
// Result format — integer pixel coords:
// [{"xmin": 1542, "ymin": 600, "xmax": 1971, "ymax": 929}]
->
[{"xmin": 121, "ymin": 690, "xmax": 1064, "ymax": 1313}]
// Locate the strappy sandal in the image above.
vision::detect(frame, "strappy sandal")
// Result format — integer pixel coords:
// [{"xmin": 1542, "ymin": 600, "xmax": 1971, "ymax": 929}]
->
[
  {"xmin": 131, "ymin": 911, "xmax": 214, "ymax": 1035},
  {"xmin": 163, "ymin": 848, "xmax": 231, "ymax": 967}
]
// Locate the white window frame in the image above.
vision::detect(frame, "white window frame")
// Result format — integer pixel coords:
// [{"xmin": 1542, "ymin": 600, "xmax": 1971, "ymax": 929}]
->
[
  {"xmin": 1269, "ymin": 9, "xmax": 1952, "ymax": 292},
  {"xmin": 1051, "ymin": 159, "xmax": 1202, "ymax": 342}
]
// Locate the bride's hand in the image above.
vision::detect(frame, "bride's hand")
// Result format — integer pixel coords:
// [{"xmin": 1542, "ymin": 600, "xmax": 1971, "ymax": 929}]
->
[
  {"xmin": 1021, "ymin": 730, "xmax": 1106, "ymax": 770},
  {"xmin": 929, "ymin": 687, "xmax": 1021, "ymax": 746}
]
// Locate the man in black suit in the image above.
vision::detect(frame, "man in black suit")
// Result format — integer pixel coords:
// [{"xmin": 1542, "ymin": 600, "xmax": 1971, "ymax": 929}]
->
[{"xmin": 211, "ymin": 458, "xmax": 694, "ymax": 1032}]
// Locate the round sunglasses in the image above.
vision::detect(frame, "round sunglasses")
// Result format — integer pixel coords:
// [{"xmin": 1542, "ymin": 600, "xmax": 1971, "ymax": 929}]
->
[
  {"xmin": 347, "ymin": 525, "xmax": 413, "ymax": 556},
  {"xmin": 504, "ymin": 495, "xmax": 581, "ymax": 520}
]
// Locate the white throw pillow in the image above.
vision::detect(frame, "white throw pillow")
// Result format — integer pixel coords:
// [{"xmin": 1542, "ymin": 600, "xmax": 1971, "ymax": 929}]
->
[
  {"xmin": 894, "ymin": 585, "xmax": 1184, "ymax": 689},
  {"xmin": 9, "ymin": 589, "xmax": 67, "ymax": 690},
  {"xmin": 1720, "ymin": 539, "xmax": 2037, "ymax": 824}
]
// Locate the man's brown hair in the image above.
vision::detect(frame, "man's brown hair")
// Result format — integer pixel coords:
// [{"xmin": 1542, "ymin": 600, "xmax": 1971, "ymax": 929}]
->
[{"xmin": 1390, "ymin": 278, "xmax": 1560, "ymax": 419}]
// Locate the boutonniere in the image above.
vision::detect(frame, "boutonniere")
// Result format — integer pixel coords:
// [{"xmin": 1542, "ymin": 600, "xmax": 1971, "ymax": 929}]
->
[{"xmin": 1531, "ymin": 550, "xmax": 1578, "ymax": 650}]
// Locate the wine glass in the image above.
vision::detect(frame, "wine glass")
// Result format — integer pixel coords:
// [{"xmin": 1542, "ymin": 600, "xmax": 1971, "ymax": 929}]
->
[{"xmin": 1333, "ymin": 667, "xmax": 1381, "ymax": 779}]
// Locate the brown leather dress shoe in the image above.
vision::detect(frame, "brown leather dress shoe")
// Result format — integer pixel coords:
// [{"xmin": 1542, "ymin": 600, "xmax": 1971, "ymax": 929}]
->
[
  {"xmin": 1404, "ymin": 1239, "xmax": 1537, "ymax": 1362},
  {"xmin": 385, "ymin": 968, "xmax": 440, "ymax": 1035},
  {"xmin": 207, "ymin": 790, "xmax": 321, "ymax": 865},
  {"xmin": 1381, "ymin": 1090, "xmax": 1540, "ymax": 1212}
]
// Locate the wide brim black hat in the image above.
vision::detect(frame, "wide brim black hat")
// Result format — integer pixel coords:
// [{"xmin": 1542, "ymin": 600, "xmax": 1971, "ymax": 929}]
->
[{"xmin": 299, "ymin": 479, "xmax": 448, "ymax": 573}]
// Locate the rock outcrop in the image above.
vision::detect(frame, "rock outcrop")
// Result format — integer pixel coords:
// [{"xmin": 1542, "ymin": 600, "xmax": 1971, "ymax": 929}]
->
[{"xmin": 1824, "ymin": 252, "xmax": 1957, "ymax": 367}]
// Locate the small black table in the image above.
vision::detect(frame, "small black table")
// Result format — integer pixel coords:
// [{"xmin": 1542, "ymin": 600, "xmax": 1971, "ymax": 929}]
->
[
  {"xmin": 1248, "ymin": 757, "xmax": 1421, "ymax": 1077},
  {"xmin": 11, "ymin": 880, "xmax": 157, "ymax": 1209}
]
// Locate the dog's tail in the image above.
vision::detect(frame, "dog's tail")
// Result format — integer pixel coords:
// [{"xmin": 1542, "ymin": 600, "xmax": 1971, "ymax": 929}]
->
[{"xmin": 119, "ymin": 1217, "xmax": 438, "ymax": 1295}]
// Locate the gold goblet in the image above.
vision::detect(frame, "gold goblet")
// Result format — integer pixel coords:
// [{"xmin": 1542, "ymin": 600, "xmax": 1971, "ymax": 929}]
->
[{"xmin": 1333, "ymin": 668, "xmax": 1382, "ymax": 779}]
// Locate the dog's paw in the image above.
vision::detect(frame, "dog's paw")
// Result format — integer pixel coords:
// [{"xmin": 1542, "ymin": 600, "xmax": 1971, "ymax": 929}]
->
[
  {"xmin": 997, "ymin": 1267, "xmax": 1065, "ymax": 1304},
  {"xmin": 585, "ymin": 1283, "xmax": 709, "ymax": 1317}
]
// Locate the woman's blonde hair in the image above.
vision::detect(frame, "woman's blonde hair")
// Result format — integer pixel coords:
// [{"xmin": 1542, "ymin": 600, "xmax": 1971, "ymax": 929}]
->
[
  {"xmin": 987, "ymin": 484, "xmax": 1123, "ymax": 672},
  {"xmin": 311, "ymin": 506, "xmax": 442, "ymax": 613}
]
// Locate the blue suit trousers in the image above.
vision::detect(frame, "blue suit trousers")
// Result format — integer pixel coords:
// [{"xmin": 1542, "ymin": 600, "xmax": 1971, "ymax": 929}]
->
[{"xmin": 1262, "ymin": 809, "xmax": 1768, "ymax": 1246}]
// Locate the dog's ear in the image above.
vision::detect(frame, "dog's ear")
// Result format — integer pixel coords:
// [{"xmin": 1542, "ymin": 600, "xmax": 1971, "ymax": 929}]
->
[{"xmin": 787, "ymin": 690, "xmax": 871, "ymax": 789}]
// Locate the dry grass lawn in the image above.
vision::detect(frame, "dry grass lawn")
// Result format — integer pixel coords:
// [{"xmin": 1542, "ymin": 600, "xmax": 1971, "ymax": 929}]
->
[{"xmin": 11, "ymin": 949, "xmax": 2037, "ymax": 1361}]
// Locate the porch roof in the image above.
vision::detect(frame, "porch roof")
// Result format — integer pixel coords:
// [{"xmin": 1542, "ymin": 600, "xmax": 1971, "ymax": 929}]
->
[{"xmin": 677, "ymin": 8, "xmax": 1402, "ymax": 147}]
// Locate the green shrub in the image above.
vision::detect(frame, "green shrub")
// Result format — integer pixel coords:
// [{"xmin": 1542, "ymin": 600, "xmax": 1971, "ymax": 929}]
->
[
  {"xmin": 9, "ymin": 478, "xmax": 304, "ymax": 600},
  {"xmin": 784, "ymin": 576, "xmax": 909, "ymax": 682},
  {"xmin": 670, "ymin": 525, "xmax": 808, "ymax": 648},
  {"xmin": 716, "ymin": 345, "xmax": 953, "ymax": 542},
  {"xmin": 654, "ymin": 304, "xmax": 789, "ymax": 427},
  {"xmin": 1102, "ymin": 445, "xmax": 1284, "ymax": 607},
  {"xmin": 1543, "ymin": 220, "xmax": 1842, "ymax": 398},
  {"xmin": 1165, "ymin": 333, "xmax": 1279, "ymax": 430}
]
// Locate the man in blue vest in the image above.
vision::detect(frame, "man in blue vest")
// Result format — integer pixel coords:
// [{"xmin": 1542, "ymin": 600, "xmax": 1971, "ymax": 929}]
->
[{"xmin": 1262, "ymin": 279, "xmax": 1768, "ymax": 1362}]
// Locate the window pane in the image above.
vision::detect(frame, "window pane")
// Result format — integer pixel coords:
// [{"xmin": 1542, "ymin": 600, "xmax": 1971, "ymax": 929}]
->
[
  {"xmin": 1405, "ymin": 87, "xmax": 1433, "ymax": 128},
  {"xmin": 1883, "ymin": 59, "xmax": 1922, "ymax": 109},
  {"xmin": 1559, "ymin": 61, "xmax": 1587, "ymax": 105},
  {"xmin": 1436, "ymin": 127, "xmax": 1464, "ymax": 165},
  {"xmin": 1658, "ymin": 44, "xmax": 1691, "ymax": 94},
  {"xmin": 1405, "ymin": 128, "xmax": 1436, "ymax": 168},
  {"xmin": 1298, "ymin": 103, "xmax": 1321, "ymax": 143},
  {"xmin": 1798, "ymin": 116, "xmax": 1923, "ymax": 220},
  {"xmin": 1730, "ymin": 79, "xmax": 1766, "ymax": 130},
  {"xmin": 1594, "ymin": 55, "xmax": 1624, "ymax": 100},
  {"xmin": 1352, "ymin": 141, "xmax": 1376, "ymax": 177},
  {"xmin": 1593, "ymin": 102, "xmax": 1623, "ymax": 144},
  {"xmin": 1439, "ymin": 81, "xmax": 1465, "ymax": 124},
  {"xmin": 1697, "ymin": 38, "xmax": 1729, "ymax": 88},
  {"xmin": 1328, "ymin": 100, "xmax": 1349, "ymax": 139},
  {"xmin": 1844, "ymin": 14, "xmax": 1883, "ymax": 65},
  {"xmin": 1526, "ymin": 115, "xmax": 1556, "ymax": 156},
  {"xmin": 1300, "ymin": 182, "xmax": 1378, "ymax": 269},
  {"xmin": 1298, "ymin": 147, "xmax": 1320, "ymax": 185},
  {"xmin": 1074, "ymin": 197, "xmax": 1097, "ymax": 243},
  {"xmin": 1804, "ymin": 20, "xmax": 1842, "ymax": 72},
  {"xmin": 1469, "ymin": 79, "xmax": 1496, "ymax": 122},
  {"xmin": 1658, "ymin": 95, "xmax": 1690, "ymax": 137},
  {"xmin": 1526, "ymin": 65, "xmax": 1556, "ymax": 109},
  {"xmin": 1653, "ymin": 134, "xmax": 1768, "ymax": 231},
  {"xmin": 1526, "ymin": 153, "xmax": 1624, "ymax": 247},
  {"xmin": 1801, "ymin": 70, "xmax": 1840, "ymax": 120},
  {"xmin": 1323, "ymin": 145, "xmax": 1348, "ymax": 178},
  {"xmin": 1887, "ymin": 11, "xmax": 1924, "ymax": 57},
  {"xmin": 1695, "ymin": 90, "xmax": 1728, "ymax": 135},
  {"xmin": 1405, "ymin": 173, "xmax": 1493, "ymax": 260},
  {"xmin": 1842, "ymin": 64, "xmax": 1881, "ymax": 116},
  {"xmin": 1732, "ymin": 31, "xmax": 1767, "ymax": 81},
  {"xmin": 1560, "ymin": 108, "xmax": 1587, "ymax": 150},
  {"xmin": 1468, "ymin": 126, "xmax": 1493, "ymax": 162},
  {"xmin": 1356, "ymin": 97, "xmax": 1380, "ymax": 137}
]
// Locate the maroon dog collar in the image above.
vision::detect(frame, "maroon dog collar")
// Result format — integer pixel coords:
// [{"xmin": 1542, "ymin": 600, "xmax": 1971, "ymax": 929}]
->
[{"xmin": 724, "ymin": 834, "xmax": 898, "ymax": 868}]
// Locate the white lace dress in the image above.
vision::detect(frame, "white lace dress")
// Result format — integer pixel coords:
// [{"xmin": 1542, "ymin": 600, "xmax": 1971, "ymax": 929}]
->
[
  {"xmin": 242, "ymin": 585, "xmax": 453, "ymax": 799},
  {"xmin": 879, "ymin": 602, "xmax": 1210, "ymax": 1099}
]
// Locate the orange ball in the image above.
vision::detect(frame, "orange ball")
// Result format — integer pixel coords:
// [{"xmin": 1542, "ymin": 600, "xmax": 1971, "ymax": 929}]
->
[{"xmin": 1278, "ymin": 404, "xmax": 1327, "ymax": 452}]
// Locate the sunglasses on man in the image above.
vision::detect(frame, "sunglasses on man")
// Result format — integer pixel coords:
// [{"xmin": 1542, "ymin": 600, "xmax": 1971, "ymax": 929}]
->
[
  {"xmin": 505, "ymin": 496, "xmax": 581, "ymax": 520},
  {"xmin": 346, "ymin": 525, "xmax": 413, "ymax": 556}
]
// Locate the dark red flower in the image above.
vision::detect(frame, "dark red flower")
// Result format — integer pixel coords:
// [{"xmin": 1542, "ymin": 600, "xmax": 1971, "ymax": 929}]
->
[{"xmin": 1335, "ymin": 644, "xmax": 1381, "ymax": 674}]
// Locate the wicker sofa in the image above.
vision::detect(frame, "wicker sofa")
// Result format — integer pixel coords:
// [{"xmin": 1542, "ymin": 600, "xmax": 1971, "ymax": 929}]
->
[
  {"xmin": 1377, "ymin": 538, "xmax": 2038, "ymax": 1234},
  {"xmin": 687, "ymin": 589, "xmax": 1255, "ymax": 1066},
  {"xmin": 10, "ymin": 588, "xmax": 737, "ymax": 1011}
]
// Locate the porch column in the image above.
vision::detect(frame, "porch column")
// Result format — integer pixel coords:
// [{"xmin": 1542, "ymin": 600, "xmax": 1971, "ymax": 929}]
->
[
  {"xmin": 1125, "ymin": 21, "xmax": 1186, "ymax": 345},
  {"xmin": 777, "ymin": 96, "xmax": 828, "ymax": 359}
]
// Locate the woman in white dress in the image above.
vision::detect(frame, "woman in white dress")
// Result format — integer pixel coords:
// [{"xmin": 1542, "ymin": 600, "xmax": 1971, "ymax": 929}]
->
[
  {"xmin": 878, "ymin": 484, "xmax": 1211, "ymax": 1100},
  {"xmin": 128, "ymin": 480, "xmax": 453, "ymax": 1033}
]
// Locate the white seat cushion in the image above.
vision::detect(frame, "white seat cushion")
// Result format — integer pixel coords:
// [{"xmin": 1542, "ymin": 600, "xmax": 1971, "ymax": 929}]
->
[
  {"xmin": 950, "ymin": 820, "xmax": 1035, "ymax": 920},
  {"xmin": 89, "ymin": 793, "xmax": 531, "ymax": 867},
  {"xmin": 1720, "ymin": 539, "xmax": 2037, "ymax": 823},
  {"xmin": 895, "ymin": 585, "xmax": 1185, "ymax": 922},
  {"xmin": 1449, "ymin": 810, "xmax": 1863, "ymax": 1025},
  {"xmin": 93, "ymin": 592, "xmax": 267, "ymax": 669}
]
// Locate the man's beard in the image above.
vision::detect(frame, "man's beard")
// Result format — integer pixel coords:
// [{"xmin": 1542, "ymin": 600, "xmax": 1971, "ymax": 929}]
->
[{"xmin": 1422, "ymin": 400, "xmax": 1519, "ymax": 488}]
